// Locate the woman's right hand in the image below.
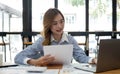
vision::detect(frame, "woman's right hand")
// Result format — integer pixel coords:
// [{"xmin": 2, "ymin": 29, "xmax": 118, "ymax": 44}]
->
[{"xmin": 27, "ymin": 54, "xmax": 55, "ymax": 66}]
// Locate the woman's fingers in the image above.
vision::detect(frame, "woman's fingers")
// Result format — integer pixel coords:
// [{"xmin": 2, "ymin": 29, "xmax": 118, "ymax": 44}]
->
[{"xmin": 37, "ymin": 54, "xmax": 55, "ymax": 66}]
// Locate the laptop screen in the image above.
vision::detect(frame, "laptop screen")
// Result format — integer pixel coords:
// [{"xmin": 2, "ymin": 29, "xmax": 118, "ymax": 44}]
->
[{"xmin": 96, "ymin": 39, "xmax": 120, "ymax": 72}]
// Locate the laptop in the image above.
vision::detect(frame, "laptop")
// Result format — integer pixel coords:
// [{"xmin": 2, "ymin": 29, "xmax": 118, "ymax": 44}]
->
[
  {"xmin": 43, "ymin": 44, "xmax": 73, "ymax": 65},
  {"xmin": 73, "ymin": 39, "xmax": 120, "ymax": 73}
]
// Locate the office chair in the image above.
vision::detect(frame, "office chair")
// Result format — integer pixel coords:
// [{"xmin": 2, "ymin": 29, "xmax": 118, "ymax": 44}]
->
[{"xmin": 21, "ymin": 32, "xmax": 38, "ymax": 49}]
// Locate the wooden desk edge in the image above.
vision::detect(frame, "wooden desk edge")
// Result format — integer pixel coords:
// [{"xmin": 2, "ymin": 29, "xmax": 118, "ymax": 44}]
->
[{"xmin": 47, "ymin": 64, "xmax": 63, "ymax": 69}]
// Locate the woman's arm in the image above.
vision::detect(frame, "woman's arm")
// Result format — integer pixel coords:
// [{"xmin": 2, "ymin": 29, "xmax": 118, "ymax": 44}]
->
[
  {"xmin": 68, "ymin": 35, "xmax": 97, "ymax": 64},
  {"xmin": 14, "ymin": 37, "xmax": 44, "ymax": 65},
  {"xmin": 68, "ymin": 35, "xmax": 90, "ymax": 63}
]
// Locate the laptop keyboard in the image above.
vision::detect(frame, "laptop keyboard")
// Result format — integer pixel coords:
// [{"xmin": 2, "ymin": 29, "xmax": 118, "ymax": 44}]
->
[{"xmin": 72, "ymin": 63, "xmax": 96, "ymax": 72}]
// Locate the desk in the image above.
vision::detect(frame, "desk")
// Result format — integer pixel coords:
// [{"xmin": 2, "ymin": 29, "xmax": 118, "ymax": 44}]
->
[
  {"xmin": 95, "ymin": 69, "xmax": 120, "ymax": 74},
  {"xmin": 0, "ymin": 64, "xmax": 120, "ymax": 74},
  {"xmin": 47, "ymin": 64, "xmax": 120, "ymax": 74}
]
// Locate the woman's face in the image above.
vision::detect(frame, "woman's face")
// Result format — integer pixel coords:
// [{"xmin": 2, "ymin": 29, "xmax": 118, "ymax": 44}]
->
[{"xmin": 50, "ymin": 13, "xmax": 64, "ymax": 36}]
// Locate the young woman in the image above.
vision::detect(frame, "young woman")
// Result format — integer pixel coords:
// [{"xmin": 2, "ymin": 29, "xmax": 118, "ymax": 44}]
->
[{"xmin": 14, "ymin": 8, "xmax": 97, "ymax": 66}]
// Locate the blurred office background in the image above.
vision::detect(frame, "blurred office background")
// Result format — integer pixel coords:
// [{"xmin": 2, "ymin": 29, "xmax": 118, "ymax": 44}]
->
[{"xmin": 0, "ymin": 0, "xmax": 120, "ymax": 62}]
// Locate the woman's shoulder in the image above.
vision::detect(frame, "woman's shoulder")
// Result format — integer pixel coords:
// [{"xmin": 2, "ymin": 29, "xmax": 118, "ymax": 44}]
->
[
  {"xmin": 64, "ymin": 32, "xmax": 75, "ymax": 41},
  {"xmin": 34, "ymin": 35, "xmax": 44, "ymax": 43},
  {"xmin": 65, "ymin": 32, "xmax": 74, "ymax": 38}
]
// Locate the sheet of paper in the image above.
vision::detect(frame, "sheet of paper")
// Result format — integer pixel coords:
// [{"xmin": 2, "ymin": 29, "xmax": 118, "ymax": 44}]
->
[{"xmin": 44, "ymin": 44, "xmax": 73, "ymax": 65}]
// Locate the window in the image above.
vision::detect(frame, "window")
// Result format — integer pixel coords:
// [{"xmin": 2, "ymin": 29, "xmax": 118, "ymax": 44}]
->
[
  {"xmin": 89, "ymin": 0, "xmax": 112, "ymax": 31},
  {"xmin": 32, "ymin": 0, "xmax": 54, "ymax": 32},
  {"xmin": 0, "ymin": 1, "xmax": 22, "ymax": 62},
  {"xmin": 0, "ymin": 11, "xmax": 2, "ymax": 32},
  {"xmin": 58, "ymin": 0, "xmax": 85, "ymax": 31},
  {"xmin": 0, "ymin": 0, "xmax": 22, "ymax": 32}
]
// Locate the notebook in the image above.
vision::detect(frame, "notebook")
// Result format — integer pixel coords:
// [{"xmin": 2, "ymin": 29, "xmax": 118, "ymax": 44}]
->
[
  {"xmin": 43, "ymin": 44, "xmax": 73, "ymax": 65},
  {"xmin": 73, "ymin": 39, "xmax": 120, "ymax": 73}
]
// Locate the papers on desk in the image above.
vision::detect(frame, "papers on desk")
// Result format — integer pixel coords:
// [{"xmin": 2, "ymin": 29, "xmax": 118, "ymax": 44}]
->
[
  {"xmin": 8, "ymin": 66, "xmax": 47, "ymax": 72},
  {"xmin": 59, "ymin": 64, "xmax": 93, "ymax": 74},
  {"xmin": 0, "ymin": 65, "xmax": 59, "ymax": 74},
  {"xmin": 0, "ymin": 64, "xmax": 95, "ymax": 74}
]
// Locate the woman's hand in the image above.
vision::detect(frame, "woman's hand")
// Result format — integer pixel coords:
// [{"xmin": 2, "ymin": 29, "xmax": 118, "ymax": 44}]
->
[{"xmin": 27, "ymin": 54, "xmax": 55, "ymax": 66}]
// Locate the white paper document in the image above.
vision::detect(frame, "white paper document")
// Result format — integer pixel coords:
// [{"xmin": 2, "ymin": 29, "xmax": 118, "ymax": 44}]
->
[
  {"xmin": 0, "ymin": 66, "xmax": 59, "ymax": 74},
  {"xmin": 7, "ymin": 65, "xmax": 47, "ymax": 72},
  {"xmin": 43, "ymin": 44, "xmax": 73, "ymax": 65}
]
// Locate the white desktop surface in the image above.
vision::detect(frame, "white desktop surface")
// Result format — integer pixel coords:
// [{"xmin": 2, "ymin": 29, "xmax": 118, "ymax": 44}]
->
[
  {"xmin": 0, "ymin": 66, "xmax": 59, "ymax": 74},
  {"xmin": 0, "ymin": 63, "xmax": 120, "ymax": 74}
]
